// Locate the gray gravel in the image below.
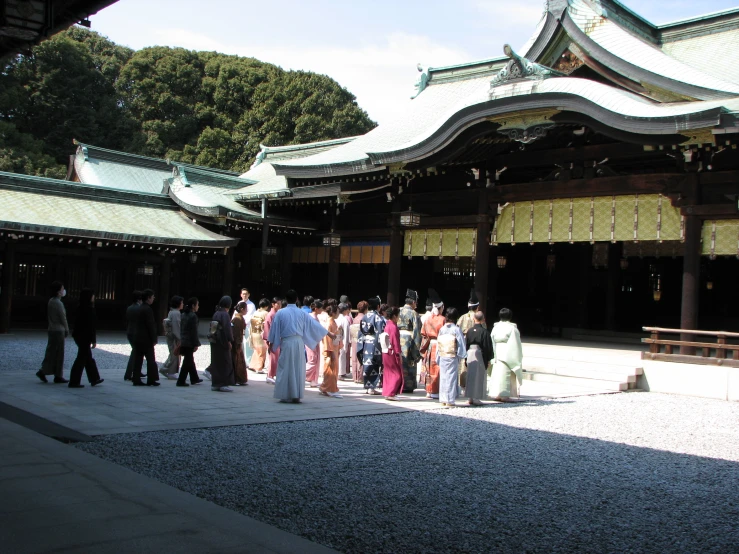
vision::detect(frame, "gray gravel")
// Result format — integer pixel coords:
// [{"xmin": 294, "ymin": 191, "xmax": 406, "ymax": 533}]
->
[
  {"xmin": 0, "ymin": 332, "xmax": 212, "ymax": 373},
  {"xmin": 75, "ymin": 393, "xmax": 739, "ymax": 554}
]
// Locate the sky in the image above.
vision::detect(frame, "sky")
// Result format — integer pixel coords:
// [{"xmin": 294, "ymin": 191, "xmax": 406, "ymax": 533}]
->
[{"xmin": 89, "ymin": 0, "xmax": 739, "ymax": 126}]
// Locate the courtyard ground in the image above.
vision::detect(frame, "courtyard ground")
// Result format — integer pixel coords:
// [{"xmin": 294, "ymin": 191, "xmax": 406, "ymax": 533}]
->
[{"xmin": 1, "ymin": 332, "xmax": 737, "ymax": 553}]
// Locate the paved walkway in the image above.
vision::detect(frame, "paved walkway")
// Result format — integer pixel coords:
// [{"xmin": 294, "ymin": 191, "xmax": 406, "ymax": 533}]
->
[
  {"xmin": 0, "ymin": 331, "xmax": 625, "ymax": 553},
  {"xmin": 0, "ymin": 418, "xmax": 336, "ymax": 554},
  {"xmin": 0, "ymin": 367, "xmax": 614, "ymax": 439}
]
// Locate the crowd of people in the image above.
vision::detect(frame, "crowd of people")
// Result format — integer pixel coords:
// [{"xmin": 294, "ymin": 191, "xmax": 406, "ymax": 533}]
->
[{"xmin": 35, "ymin": 282, "xmax": 524, "ymax": 407}]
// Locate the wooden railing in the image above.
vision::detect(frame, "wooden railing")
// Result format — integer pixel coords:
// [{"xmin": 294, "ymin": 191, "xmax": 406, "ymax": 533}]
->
[{"xmin": 642, "ymin": 327, "xmax": 739, "ymax": 367}]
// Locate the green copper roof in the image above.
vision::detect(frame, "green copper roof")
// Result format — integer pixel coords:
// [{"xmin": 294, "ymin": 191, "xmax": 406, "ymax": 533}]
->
[{"xmin": 0, "ymin": 171, "xmax": 236, "ymax": 247}]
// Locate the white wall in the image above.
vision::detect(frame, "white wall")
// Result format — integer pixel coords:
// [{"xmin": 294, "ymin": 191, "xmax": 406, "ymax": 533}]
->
[{"xmin": 638, "ymin": 361, "xmax": 739, "ymax": 401}]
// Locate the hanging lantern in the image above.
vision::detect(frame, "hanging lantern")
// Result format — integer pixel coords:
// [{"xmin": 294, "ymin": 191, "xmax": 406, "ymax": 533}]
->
[
  {"xmin": 546, "ymin": 254, "xmax": 556, "ymax": 274},
  {"xmin": 322, "ymin": 232, "xmax": 341, "ymax": 247},
  {"xmin": 189, "ymin": 253, "xmax": 198, "ymax": 264},
  {"xmin": 620, "ymin": 258, "xmax": 629, "ymax": 271},
  {"xmin": 653, "ymin": 289, "xmax": 662, "ymax": 301},
  {"xmin": 399, "ymin": 209, "xmax": 421, "ymax": 227},
  {"xmin": 497, "ymin": 256, "xmax": 507, "ymax": 269},
  {"xmin": 706, "ymin": 281, "xmax": 714, "ymax": 290}
]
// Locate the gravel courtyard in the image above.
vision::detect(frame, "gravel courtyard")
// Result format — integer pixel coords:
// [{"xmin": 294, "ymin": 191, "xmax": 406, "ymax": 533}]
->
[{"xmin": 76, "ymin": 393, "xmax": 739, "ymax": 554}]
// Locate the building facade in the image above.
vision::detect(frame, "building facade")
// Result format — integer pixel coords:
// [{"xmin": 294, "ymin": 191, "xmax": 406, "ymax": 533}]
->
[{"xmin": 2, "ymin": 0, "xmax": 738, "ymax": 337}]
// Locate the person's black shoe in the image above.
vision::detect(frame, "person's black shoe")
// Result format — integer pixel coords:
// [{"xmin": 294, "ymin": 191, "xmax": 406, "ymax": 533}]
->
[
  {"xmin": 91, "ymin": 379, "xmax": 104, "ymax": 387},
  {"xmin": 53, "ymin": 377, "xmax": 69, "ymax": 384},
  {"xmin": 35, "ymin": 370, "xmax": 48, "ymax": 383},
  {"xmin": 176, "ymin": 382, "xmax": 189, "ymax": 387},
  {"xmin": 68, "ymin": 383, "xmax": 84, "ymax": 388},
  {"xmin": 146, "ymin": 382, "xmax": 160, "ymax": 387},
  {"xmin": 132, "ymin": 381, "xmax": 146, "ymax": 386}
]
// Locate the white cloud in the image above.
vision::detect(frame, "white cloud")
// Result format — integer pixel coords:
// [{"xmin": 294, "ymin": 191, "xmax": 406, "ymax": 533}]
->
[
  {"xmin": 473, "ymin": 0, "xmax": 546, "ymax": 26},
  {"xmin": 152, "ymin": 28, "xmax": 471, "ymax": 126}
]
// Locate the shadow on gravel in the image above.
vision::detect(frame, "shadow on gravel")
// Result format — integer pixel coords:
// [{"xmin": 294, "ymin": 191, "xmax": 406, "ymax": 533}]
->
[
  {"xmin": 75, "ymin": 407, "xmax": 739, "ymax": 554},
  {"xmin": 1, "ymin": 332, "xmax": 147, "ymax": 374}
]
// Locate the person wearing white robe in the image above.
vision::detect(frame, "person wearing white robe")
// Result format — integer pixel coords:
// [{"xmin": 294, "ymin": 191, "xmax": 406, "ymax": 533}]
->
[
  {"xmin": 435, "ymin": 307, "xmax": 467, "ymax": 407},
  {"xmin": 488, "ymin": 308, "xmax": 523, "ymax": 401},
  {"xmin": 268, "ymin": 290, "xmax": 330, "ymax": 403},
  {"xmin": 239, "ymin": 288, "xmax": 256, "ymax": 366}
]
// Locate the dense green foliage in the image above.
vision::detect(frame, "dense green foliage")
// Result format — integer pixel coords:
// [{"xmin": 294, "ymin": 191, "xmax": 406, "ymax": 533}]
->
[{"xmin": 0, "ymin": 27, "xmax": 375, "ymax": 176}]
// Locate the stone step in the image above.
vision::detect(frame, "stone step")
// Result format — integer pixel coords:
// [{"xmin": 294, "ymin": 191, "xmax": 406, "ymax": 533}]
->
[
  {"xmin": 522, "ymin": 349, "xmax": 643, "ymax": 367},
  {"xmin": 524, "ymin": 356, "xmax": 643, "ymax": 376},
  {"xmin": 522, "ymin": 371, "xmax": 629, "ymax": 392},
  {"xmin": 524, "ymin": 364, "xmax": 637, "ymax": 383}
]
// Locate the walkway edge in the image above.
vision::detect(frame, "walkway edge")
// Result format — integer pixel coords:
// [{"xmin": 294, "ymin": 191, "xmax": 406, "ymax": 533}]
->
[{"xmin": 0, "ymin": 418, "xmax": 338, "ymax": 554}]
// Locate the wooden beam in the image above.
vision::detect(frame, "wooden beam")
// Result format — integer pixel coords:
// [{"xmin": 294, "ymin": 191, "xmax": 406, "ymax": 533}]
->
[
  {"xmin": 681, "ymin": 204, "xmax": 739, "ymax": 219},
  {"xmin": 488, "ymin": 142, "xmax": 650, "ymax": 169},
  {"xmin": 488, "ymin": 173, "xmax": 680, "ymax": 202}
]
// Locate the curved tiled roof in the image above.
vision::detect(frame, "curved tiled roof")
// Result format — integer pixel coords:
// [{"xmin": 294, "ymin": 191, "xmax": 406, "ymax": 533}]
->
[{"xmin": 0, "ymin": 171, "xmax": 237, "ymax": 247}]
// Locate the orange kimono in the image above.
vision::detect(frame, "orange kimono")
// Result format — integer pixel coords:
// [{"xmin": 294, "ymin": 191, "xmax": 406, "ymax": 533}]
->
[
  {"xmin": 320, "ymin": 316, "xmax": 341, "ymax": 394},
  {"xmin": 249, "ymin": 309, "xmax": 268, "ymax": 372},
  {"xmin": 422, "ymin": 314, "xmax": 446, "ymax": 396}
]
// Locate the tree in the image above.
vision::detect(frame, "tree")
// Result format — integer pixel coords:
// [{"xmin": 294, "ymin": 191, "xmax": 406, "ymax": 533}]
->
[
  {"xmin": 0, "ymin": 27, "xmax": 134, "ymax": 166},
  {"xmin": 0, "ymin": 29, "xmax": 376, "ymax": 176}
]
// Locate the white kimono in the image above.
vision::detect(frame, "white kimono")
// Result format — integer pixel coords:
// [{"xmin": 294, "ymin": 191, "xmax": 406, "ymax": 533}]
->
[
  {"xmin": 268, "ymin": 305, "xmax": 327, "ymax": 401},
  {"xmin": 489, "ymin": 321, "xmax": 523, "ymax": 399},
  {"xmin": 336, "ymin": 313, "xmax": 350, "ymax": 376}
]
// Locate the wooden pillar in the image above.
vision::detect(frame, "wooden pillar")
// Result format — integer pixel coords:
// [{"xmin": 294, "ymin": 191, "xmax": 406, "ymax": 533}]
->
[
  {"xmin": 223, "ymin": 247, "xmax": 234, "ymax": 297},
  {"xmin": 87, "ymin": 249, "xmax": 99, "ymax": 292},
  {"xmin": 474, "ymin": 192, "xmax": 492, "ymax": 316},
  {"xmin": 0, "ymin": 241, "xmax": 16, "ymax": 333},
  {"xmin": 680, "ymin": 215, "xmax": 701, "ymax": 354},
  {"xmin": 281, "ymin": 241, "xmax": 293, "ymax": 294},
  {"xmin": 261, "ymin": 198, "xmax": 269, "ymax": 270},
  {"xmin": 386, "ymin": 178, "xmax": 402, "ymax": 307},
  {"xmin": 387, "ymin": 225, "xmax": 402, "ymax": 307},
  {"xmin": 578, "ymin": 243, "xmax": 592, "ymax": 328},
  {"xmin": 605, "ymin": 242, "xmax": 621, "ymax": 330},
  {"xmin": 159, "ymin": 255, "xmax": 172, "ymax": 335},
  {"xmin": 327, "ymin": 246, "xmax": 340, "ymax": 299}
]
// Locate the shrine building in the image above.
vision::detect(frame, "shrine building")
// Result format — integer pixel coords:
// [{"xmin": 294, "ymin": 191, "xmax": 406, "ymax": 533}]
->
[{"xmin": 1, "ymin": 0, "xmax": 739, "ymax": 338}]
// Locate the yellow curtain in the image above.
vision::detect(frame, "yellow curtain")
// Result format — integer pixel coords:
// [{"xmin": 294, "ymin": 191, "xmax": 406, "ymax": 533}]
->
[{"xmin": 494, "ymin": 194, "xmax": 683, "ymax": 244}]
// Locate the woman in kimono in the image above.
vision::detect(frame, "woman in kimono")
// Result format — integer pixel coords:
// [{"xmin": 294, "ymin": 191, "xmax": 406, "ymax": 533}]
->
[
  {"xmin": 489, "ymin": 308, "xmax": 523, "ymax": 401},
  {"xmin": 351, "ymin": 301, "xmax": 367, "ymax": 383},
  {"xmin": 421, "ymin": 289, "xmax": 446, "ymax": 399},
  {"xmin": 249, "ymin": 298, "xmax": 270, "ymax": 373},
  {"xmin": 435, "ymin": 307, "xmax": 467, "ymax": 407},
  {"xmin": 160, "ymin": 296, "xmax": 183, "ymax": 379},
  {"xmin": 231, "ymin": 301, "xmax": 249, "ymax": 386},
  {"xmin": 464, "ymin": 311, "xmax": 493, "ymax": 405},
  {"xmin": 319, "ymin": 304, "xmax": 343, "ymax": 398},
  {"xmin": 305, "ymin": 300, "xmax": 323, "ymax": 387},
  {"xmin": 209, "ymin": 296, "xmax": 235, "ymax": 392},
  {"xmin": 381, "ymin": 307, "xmax": 403, "ymax": 400}
]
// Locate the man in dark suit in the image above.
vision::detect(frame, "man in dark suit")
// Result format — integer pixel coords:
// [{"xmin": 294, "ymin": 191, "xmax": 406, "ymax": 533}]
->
[
  {"xmin": 124, "ymin": 290, "xmax": 142, "ymax": 381},
  {"xmin": 132, "ymin": 289, "xmax": 160, "ymax": 386}
]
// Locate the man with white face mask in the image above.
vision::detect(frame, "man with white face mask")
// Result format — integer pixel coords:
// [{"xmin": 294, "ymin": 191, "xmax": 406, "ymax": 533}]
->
[{"xmin": 36, "ymin": 280, "xmax": 70, "ymax": 383}]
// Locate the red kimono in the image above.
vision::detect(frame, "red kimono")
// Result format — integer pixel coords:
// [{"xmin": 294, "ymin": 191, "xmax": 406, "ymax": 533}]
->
[{"xmin": 381, "ymin": 319, "xmax": 403, "ymax": 397}]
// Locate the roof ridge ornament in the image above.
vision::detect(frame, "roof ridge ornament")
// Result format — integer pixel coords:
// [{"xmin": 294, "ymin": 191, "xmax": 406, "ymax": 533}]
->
[
  {"xmin": 490, "ymin": 44, "xmax": 566, "ymax": 89},
  {"xmin": 411, "ymin": 64, "xmax": 430, "ymax": 99}
]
